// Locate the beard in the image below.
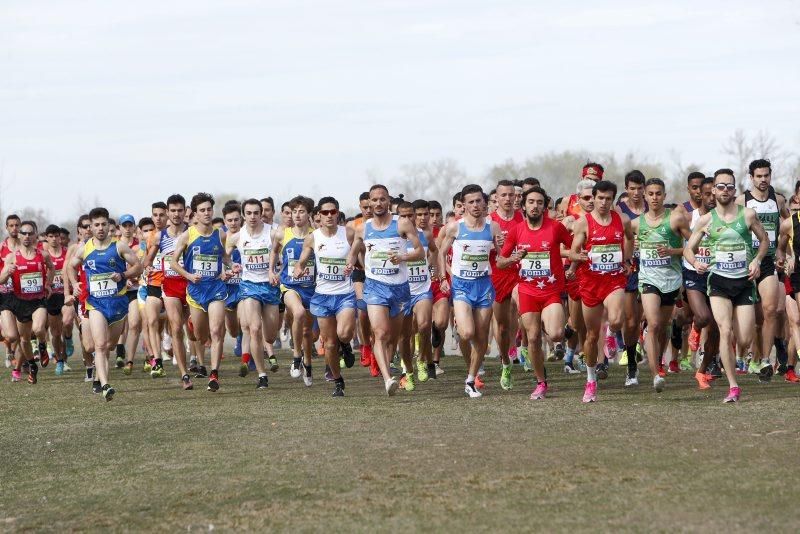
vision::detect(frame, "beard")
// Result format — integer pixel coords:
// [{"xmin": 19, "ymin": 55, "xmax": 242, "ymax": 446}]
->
[{"xmin": 526, "ymin": 213, "xmax": 542, "ymax": 225}]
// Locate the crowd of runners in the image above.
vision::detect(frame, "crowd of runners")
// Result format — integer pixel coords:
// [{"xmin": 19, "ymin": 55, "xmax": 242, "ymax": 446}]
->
[{"xmin": 4, "ymin": 158, "xmax": 800, "ymax": 404}]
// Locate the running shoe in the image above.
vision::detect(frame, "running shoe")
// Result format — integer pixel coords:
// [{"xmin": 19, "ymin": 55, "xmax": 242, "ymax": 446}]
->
[
  {"xmin": 385, "ymin": 377, "xmax": 399, "ymax": 396},
  {"xmin": 434, "ymin": 363, "xmax": 444, "ymax": 377},
  {"xmin": 4, "ymin": 354, "xmax": 11, "ymax": 368},
  {"xmin": 668, "ymin": 360, "xmax": 680, "ymax": 374},
  {"xmin": 234, "ymin": 334, "xmax": 242, "ymax": 358},
  {"xmin": 194, "ymin": 365, "xmax": 208, "ymax": 378},
  {"xmin": 695, "ymin": 371, "xmax": 711, "ymax": 390},
  {"xmin": 40, "ymin": 350, "xmax": 50, "ymax": 368},
  {"xmin": 735, "ymin": 358, "xmax": 746, "ymax": 374},
  {"xmin": 303, "ymin": 367, "xmax": 313, "ymax": 387},
  {"xmin": 679, "ymin": 356, "xmax": 693, "ymax": 372},
  {"xmin": 150, "ymin": 363, "xmax": 165, "ymax": 378},
  {"xmin": 563, "ymin": 360, "xmax": 581, "ymax": 374},
  {"xmin": 339, "ymin": 356, "xmax": 345, "ymax": 369},
  {"xmin": 332, "ymin": 381, "xmax": 345, "ymax": 397},
  {"xmin": 268, "ymin": 356, "xmax": 279, "ymax": 372},
  {"xmin": 325, "ymin": 367, "xmax": 334, "ymax": 382},
  {"xmin": 723, "ymin": 386, "xmax": 740, "ymax": 403},
  {"xmin": 182, "ymin": 374, "xmax": 194, "ymax": 390},
  {"xmin": 62, "ymin": 362, "xmax": 71, "ymax": 372},
  {"xmin": 360, "ymin": 345, "xmax": 371, "ymax": 367},
  {"xmin": 11, "ymin": 369, "xmax": 21, "ymax": 382},
  {"xmin": 55, "ymin": 360, "xmax": 65, "ymax": 376},
  {"xmin": 747, "ymin": 360, "xmax": 760, "ymax": 375},
  {"xmin": 577, "ymin": 354, "xmax": 587, "ymax": 372},
  {"xmin": 596, "ymin": 362, "xmax": 609, "ymax": 380},
  {"xmin": 603, "ymin": 333, "xmax": 618, "ymax": 360},
  {"xmin": 431, "ymin": 326, "xmax": 442, "ymax": 349},
  {"xmin": 618, "ymin": 350, "xmax": 628, "ymax": 366},
  {"xmin": 427, "ymin": 363, "xmax": 437, "ymax": 380},
  {"xmin": 257, "ymin": 375, "xmax": 269, "ymax": 389},
  {"xmin": 508, "ymin": 345, "xmax": 518, "ymax": 361},
  {"xmin": 369, "ymin": 351, "xmax": 380, "ymax": 378},
  {"xmin": 123, "ymin": 361, "xmax": 133, "ymax": 376},
  {"xmin": 477, "ymin": 364, "xmax": 486, "ymax": 377},
  {"xmin": 546, "ymin": 350, "xmax": 557, "ymax": 362},
  {"xmin": 239, "ymin": 361, "xmax": 249, "ymax": 378},
  {"xmin": 247, "ymin": 355, "xmax": 256, "ymax": 371},
  {"xmin": 207, "ymin": 371, "xmax": 219, "ymax": 392},
  {"xmin": 474, "ymin": 374, "xmax": 485, "ymax": 390},
  {"xmin": 115, "ymin": 356, "xmax": 124, "ymax": 369},
  {"xmin": 785, "ymin": 369, "xmax": 800, "ymax": 383},
  {"xmin": 582, "ymin": 381, "xmax": 597, "ymax": 403},
  {"xmin": 341, "ymin": 342, "xmax": 355, "ymax": 368},
  {"xmin": 417, "ymin": 362, "xmax": 429, "ymax": 382},
  {"xmin": 143, "ymin": 359, "xmax": 152, "ymax": 373},
  {"xmin": 657, "ymin": 364, "xmax": 666, "ymax": 378},
  {"xmin": 85, "ymin": 367, "xmax": 94, "ymax": 382},
  {"xmin": 707, "ymin": 359, "xmax": 723, "ymax": 378},
  {"xmin": 520, "ymin": 348, "xmax": 532, "ymax": 372},
  {"xmin": 65, "ymin": 337, "xmax": 74, "ymax": 357},
  {"xmin": 624, "ymin": 370, "xmax": 639, "ymax": 387},
  {"xmin": 553, "ymin": 343, "xmax": 565, "ymax": 360},
  {"xmin": 405, "ymin": 373, "xmax": 416, "ymax": 392},
  {"xmin": 500, "ymin": 366, "xmax": 513, "ymax": 390},
  {"xmin": 92, "ymin": 380, "xmax": 102, "ymax": 394},
  {"xmin": 758, "ymin": 361, "xmax": 773, "ymax": 383},
  {"xmin": 27, "ymin": 364, "xmax": 38, "ymax": 384},
  {"xmin": 464, "ymin": 381, "xmax": 482, "ymax": 398},
  {"xmin": 399, "ymin": 375, "xmax": 408, "ymax": 390},
  {"xmin": 102, "ymin": 384, "xmax": 115, "ymax": 401},
  {"xmin": 188, "ymin": 357, "xmax": 198, "ymax": 373},
  {"xmin": 290, "ymin": 360, "xmax": 302, "ymax": 379},
  {"xmin": 529, "ymin": 382, "xmax": 548, "ymax": 400},
  {"xmin": 653, "ymin": 375, "xmax": 665, "ymax": 393}
]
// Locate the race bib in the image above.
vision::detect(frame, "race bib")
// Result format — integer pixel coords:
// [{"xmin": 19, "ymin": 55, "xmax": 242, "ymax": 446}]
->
[
  {"xmin": 52, "ymin": 270, "xmax": 64, "ymax": 290},
  {"xmin": 407, "ymin": 258, "xmax": 429, "ymax": 283},
  {"xmin": 243, "ymin": 247, "xmax": 270, "ymax": 272},
  {"xmin": 715, "ymin": 243, "xmax": 746, "ymax": 272},
  {"xmin": 696, "ymin": 242, "xmax": 711, "ymax": 265},
  {"xmin": 288, "ymin": 258, "xmax": 315, "ymax": 282},
  {"xmin": 458, "ymin": 253, "xmax": 489, "ymax": 279},
  {"xmin": 640, "ymin": 241, "xmax": 670, "ymax": 268},
  {"xmin": 163, "ymin": 254, "xmax": 182, "ymax": 277},
  {"xmin": 152, "ymin": 253, "xmax": 163, "ymax": 271},
  {"xmin": 192, "ymin": 254, "xmax": 219, "ymax": 278},
  {"xmin": 519, "ymin": 252, "xmax": 551, "ymax": 279},
  {"xmin": 589, "ymin": 244, "xmax": 623, "ymax": 272},
  {"xmin": 752, "ymin": 225, "xmax": 776, "ymax": 250},
  {"xmin": 369, "ymin": 251, "xmax": 400, "ymax": 276},
  {"xmin": 21, "ymin": 272, "xmax": 43, "ymax": 294},
  {"xmin": 89, "ymin": 273, "xmax": 117, "ymax": 298},
  {"xmin": 318, "ymin": 257, "xmax": 346, "ymax": 282}
]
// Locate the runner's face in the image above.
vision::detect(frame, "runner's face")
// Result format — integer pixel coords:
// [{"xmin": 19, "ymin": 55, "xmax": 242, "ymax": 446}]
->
[
  {"xmin": 167, "ymin": 203, "xmax": 185, "ymax": 226},
  {"xmin": 593, "ymin": 190, "xmax": 614, "ymax": 214},
  {"xmin": 282, "ymin": 207, "xmax": 293, "ymax": 227},
  {"xmin": 184, "ymin": 208, "xmax": 193, "ymax": 224},
  {"xmin": 687, "ymin": 178, "xmax": 703, "ymax": 203},
  {"xmin": 524, "ymin": 193, "xmax": 545, "ymax": 223},
  {"xmin": 6, "ymin": 219, "xmax": 20, "ymax": 238},
  {"xmin": 463, "ymin": 192, "xmax": 485, "ymax": 218},
  {"xmin": 359, "ymin": 200, "xmax": 372, "ymax": 218},
  {"xmin": 60, "ymin": 233, "xmax": 70, "ymax": 247},
  {"xmin": 195, "ymin": 201, "xmax": 214, "ymax": 226},
  {"xmin": 415, "ymin": 208, "xmax": 430, "ymax": 229},
  {"xmin": 514, "ymin": 190, "xmax": 522, "ymax": 210},
  {"xmin": 626, "ymin": 182, "xmax": 643, "ymax": 204},
  {"xmin": 496, "ymin": 185, "xmax": 515, "ymax": 212},
  {"xmin": 488, "ymin": 194, "xmax": 497, "ymax": 213},
  {"xmin": 91, "ymin": 218, "xmax": 108, "ymax": 241},
  {"xmin": 224, "ymin": 212, "xmax": 242, "ymax": 233},
  {"xmin": 46, "ymin": 233, "xmax": 59, "ymax": 248},
  {"xmin": 713, "ymin": 175, "xmax": 736, "ymax": 205},
  {"xmin": 701, "ymin": 183, "xmax": 716, "ymax": 211},
  {"xmin": 397, "ymin": 207, "xmax": 414, "ymax": 223},
  {"xmin": 751, "ymin": 167, "xmax": 771, "ymax": 192},
  {"xmin": 370, "ymin": 189, "xmax": 389, "ymax": 217},
  {"xmin": 318, "ymin": 202, "xmax": 338, "ymax": 229},
  {"xmin": 151, "ymin": 208, "xmax": 167, "ymax": 229},
  {"xmin": 644, "ymin": 184, "xmax": 665, "ymax": 211},
  {"xmin": 293, "ymin": 206, "xmax": 310, "ymax": 227},
  {"xmin": 140, "ymin": 224, "xmax": 155, "ymax": 243},
  {"xmin": 19, "ymin": 224, "xmax": 35, "ymax": 248},
  {"xmin": 429, "ymin": 208, "xmax": 442, "ymax": 226},
  {"xmin": 454, "ymin": 200, "xmax": 464, "ymax": 217},
  {"xmin": 578, "ymin": 188, "xmax": 594, "ymax": 212},
  {"xmin": 78, "ymin": 220, "xmax": 90, "ymax": 240},
  {"xmin": 260, "ymin": 202, "xmax": 274, "ymax": 224},
  {"xmin": 121, "ymin": 222, "xmax": 135, "ymax": 239},
  {"xmin": 244, "ymin": 205, "xmax": 262, "ymax": 228}
]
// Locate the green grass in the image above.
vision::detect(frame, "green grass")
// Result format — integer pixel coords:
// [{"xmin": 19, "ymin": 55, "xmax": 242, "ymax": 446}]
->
[{"xmin": 2, "ymin": 348, "xmax": 799, "ymax": 532}]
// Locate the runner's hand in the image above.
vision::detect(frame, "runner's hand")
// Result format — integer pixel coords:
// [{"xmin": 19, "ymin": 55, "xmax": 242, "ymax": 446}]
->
[{"xmin": 747, "ymin": 259, "xmax": 760, "ymax": 281}]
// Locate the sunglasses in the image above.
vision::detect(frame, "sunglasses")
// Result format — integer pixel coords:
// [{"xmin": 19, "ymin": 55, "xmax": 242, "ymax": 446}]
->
[
  {"xmin": 318, "ymin": 209, "xmax": 338, "ymax": 216},
  {"xmin": 19, "ymin": 230, "xmax": 35, "ymax": 236},
  {"xmin": 580, "ymin": 195, "xmax": 593, "ymax": 201},
  {"xmin": 714, "ymin": 183, "xmax": 736, "ymax": 191},
  {"xmin": 80, "ymin": 224, "xmax": 90, "ymax": 229}
]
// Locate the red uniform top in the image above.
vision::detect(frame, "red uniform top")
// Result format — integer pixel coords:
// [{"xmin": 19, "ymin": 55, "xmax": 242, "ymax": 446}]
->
[
  {"xmin": 579, "ymin": 211, "xmax": 626, "ymax": 278},
  {"xmin": 11, "ymin": 249, "xmax": 47, "ymax": 300},
  {"xmin": 0, "ymin": 239, "xmax": 16, "ymax": 294},
  {"xmin": 501, "ymin": 218, "xmax": 572, "ymax": 297},
  {"xmin": 490, "ymin": 210, "xmax": 523, "ymax": 278},
  {"xmin": 49, "ymin": 247, "xmax": 66, "ymax": 294}
]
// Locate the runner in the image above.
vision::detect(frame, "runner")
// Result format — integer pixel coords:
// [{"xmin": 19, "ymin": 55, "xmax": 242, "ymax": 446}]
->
[
  {"xmin": 683, "ymin": 172, "xmax": 705, "ymax": 212},
  {"xmin": 0, "ymin": 221, "xmax": 54, "ymax": 384},
  {"xmin": 221, "ymin": 203, "xmax": 246, "ymax": 375},
  {"xmin": 489, "ymin": 180, "xmax": 523, "ymax": 390},
  {"xmin": 569, "ymin": 180, "xmax": 634, "ymax": 403},
  {"xmin": 632, "ymin": 178, "xmax": 685, "ymax": 392},
  {"xmin": 66, "ymin": 208, "xmax": 142, "ymax": 400},
  {"xmin": 429, "ymin": 200, "xmax": 449, "ymax": 377},
  {"xmin": 346, "ymin": 192, "xmax": 375, "ymax": 372},
  {"xmin": 293, "ymin": 196, "xmax": 357, "ymax": 396},
  {"xmin": 346, "ymin": 184, "xmax": 425, "ymax": 395},
  {"xmin": 0, "ymin": 214, "xmax": 22, "ymax": 369},
  {"xmin": 143, "ymin": 201, "xmax": 168, "ymax": 375},
  {"xmin": 685, "ymin": 169, "xmax": 769, "ymax": 403},
  {"xmin": 565, "ymin": 162, "xmax": 604, "ymax": 217},
  {"xmin": 42, "ymin": 224, "xmax": 68, "ymax": 375},
  {"xmin": 736, "ymin": 158, "xmax": 786, "ymax": 380},
  {"xmin": 437, "ymin": 184, "xmax": 502, "ymax": 398},
  {"xmin": 117, "ymin": 214, "xmax": 143, "ymax": 374},
  {"xmin": 226, "ymin": 198, "xmax": 281, "ymax": 390},
  {"xmin": 498, "ymin": 186, "xmax": 572, "ymax": 400}
]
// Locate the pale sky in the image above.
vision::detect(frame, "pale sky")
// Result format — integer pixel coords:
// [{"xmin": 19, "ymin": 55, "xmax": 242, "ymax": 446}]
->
[{"xmin": 1, "ymin": 0, "xmax": 799, "ymax": 222}]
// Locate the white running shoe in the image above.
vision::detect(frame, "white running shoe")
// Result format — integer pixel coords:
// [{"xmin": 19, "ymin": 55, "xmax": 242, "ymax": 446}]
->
[
  {"xmin": 654, "ymin": 375, "xmax": 665, "ymax": 392},
  {"xmin": 162, "ymin": 333, "xmax": 173, "ymax": 352},
  {"xmin": 624, "ymin": 371, "xmax": 639, "ymax": 387},
  {"xmin": 303, "ymin": 373, "xmax": 312, "ymax": 387},
  {"xmin": 385, "ymin": 378, "xmax": 399, "ymax": 396},
  {"xmin": 435, "ymin": 363, "xmax": 444, "ymax": 377},
  {"xmin": 4, "ymin": 355, "xmax": 11, "ymax": 368},
  {"xmin": 290, "ymin": 362, "xmax": 302, "ymax": 379},
  {"xmin": 171, "ymin": 356, "xmax": 177, "ymax": 366},
  {"xmin": 464, "ymin": 382, "xmax": 482, "ymax": 398}
]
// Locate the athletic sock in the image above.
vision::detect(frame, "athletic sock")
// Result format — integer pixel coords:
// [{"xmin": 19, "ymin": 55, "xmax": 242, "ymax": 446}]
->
[
  {"xmin": 303, "ymin": 363, "xmax": 312, "ymax": 376},
  {"xmin": 258, "ymin": 372, "xmax": 267, "ymax": 378},
  {"xmin": 775, "ymin": 337, "xmax": 788, "ymax": 366},
  {"xmin": 565, "ymin": 347, "xmax": 575, "ymax": 364},
  {"xmin": 626, "ymin": 345, "xmax": 637, "ymax": 377},
  {"xmin": 335, "ymin": 376, "xmax": 344, "ymax": 386},
  {"xmin": 587, "ymin": 365, "xmax": 597, "ymax": 382},
  {"xmin": 466, "ymin": 374, "xmax": 475, "ymax": 384},
  {"xmin": 788, "ymin": 365, "xmax": 795, "ymax": 372},
  {"xmin": 293, "ymin": 357, "xmax": 301, "ymax": 368},
  {"xmin": 564, "ymin": 324, "xmax": 574, "ymax": 340}
]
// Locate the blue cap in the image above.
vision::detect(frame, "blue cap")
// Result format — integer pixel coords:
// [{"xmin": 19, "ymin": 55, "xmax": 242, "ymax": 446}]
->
[{"xmin": 119, "ymin": 214, "xmax": 135, "ymax": 226}]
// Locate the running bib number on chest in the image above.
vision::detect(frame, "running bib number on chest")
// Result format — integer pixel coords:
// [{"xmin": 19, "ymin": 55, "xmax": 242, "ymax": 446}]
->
[
  {"xmin": 318, "ymin": 257, "xmax": 345, "ymax": 282},
  {"xmin": 407, "ymin": 259, "xmax": 429, "ymax": 283},
  {"xmin": 369, "ymin": 251, "xmax": 400, "ymax": 276},
  {"xmin": 163, "ymin": 254, "xmax": 182, "ymax": 277},
  {"xmin": 696, "ymin": 243, "xmax": 712, "ymax": 265},
  {"xmin": 458, "ymin": 253, "xmax": 489, "ymax": 279},
  {"xmin": 21, "ymin": 272, "xmax": 43, "ymax": 294},
  {"xmin": 192, "ymin": 254, "xmax": 219, "ymax": 278},
  {"xmin": 519, "ymin": 252, "xmax": 551, "ymax": 279},
  {"xmin": 288, "ymin": 259, "xmax": 315, "ymax": 282},
  {"xmin": 153, "ymin": 253, "xmax": 163, "ymax": 271},
  {"xmin": 89, "ymin": 273, "xmax": 116, "ymax": 298},
  {"xmin": 715, "ymin": 243, "xmax": 746, "ymax": 272},
  {"xmin": 640, "ymin": 242, "xmax": 670, "ymax": 268},
  {"xmin": 52, "ymin": 270, "xmax": 64, "ymax": 290},
  {"xmin": 243, "ymin": 248, "xmax": 270, "ymax": 271},
  {"xmin": 752, "ymin": 225, "xmax": 776, "ymax": 250},
  {"xmin": 589, "ymin": 245, "xmax": 623, "ymax": 272}
]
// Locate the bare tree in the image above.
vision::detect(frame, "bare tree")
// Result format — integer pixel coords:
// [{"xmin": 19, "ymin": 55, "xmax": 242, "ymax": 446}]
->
[{"xmin": 385, "ymin": 158, "xmax": 470, "ymax": 210}]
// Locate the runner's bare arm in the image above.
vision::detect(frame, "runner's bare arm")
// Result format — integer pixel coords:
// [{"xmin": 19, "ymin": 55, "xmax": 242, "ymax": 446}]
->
[
  {"xmin": 170, "ymin": 231, "xmax": 195, "ymax": 282},
  {"xmin": 117, "ymin": 242, "xmax": 144, "ymax": 281},
  {"xmin": 778, "ymin": 217, "xmax": 793, "ymax": 274},
  {"xmin": 394, "ymin": 217, "xmax": 423, "ymax": 264},
  {"xmin": 683, "ymin": 213, "xmax": 712, "ymax": 273},
  {"xmin": 292, "ymin": 234, "xmax": 315, "ymax": 280},
  {"xmin": 345, "ymin": 224, "xmax": 365, "ymax": 272},
  {"xmin": 568, "ymin": 216, "xmax": 589, "ymax": 263}
]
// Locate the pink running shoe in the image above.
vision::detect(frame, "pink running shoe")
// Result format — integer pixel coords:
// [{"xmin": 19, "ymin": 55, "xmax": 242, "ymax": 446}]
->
[
  {"xmin": 723, "ymin": 386, "xmax": 741, "ymax": 403},
  {"xmin": 603, "ymin": 335, "xmax": 618, "ymax": 361},
  {"xmin": 530, "ymin": 382, "xmax": 548, "ymax": 400},
  {"xmin": 582, "ymin": 381, "xmax": 597, "ymax": 403},
  {"xmin": 11, "ymin": 369, "xmax": 21, "ymax": 382},
  {"xmin": 508, "ymin": 346, "xmax": 518, "ymax": 361}
]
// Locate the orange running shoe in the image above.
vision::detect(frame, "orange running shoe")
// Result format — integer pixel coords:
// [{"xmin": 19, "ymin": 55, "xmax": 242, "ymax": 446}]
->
[
  {"xmin": 695, "ymin": 371, "xmax": 711, "ymax": 390},
  {"xmin": 688, "ymin": 326, "xmax": 701, "ymax": 352},
  {"xmin": 399, "ymin": 375, "xmax": 408, "ymax": 390},
  {"xmin": 658, "ymin": 364, "xmax": 666, "ymax": 378},
  {"xmin": 785, "ymin": 369, "xmax": 800, "ymax": 383},
  {"xmin": 475, "ymin": 375, "xmax": 485, "ymax": 390},
  {"xmin": 360, "ymin": 345, "xmax": 371, "ymax": 367},
  {"xmin": 369, "ymin": 349, "xmax": 380, "ymax": 377}
]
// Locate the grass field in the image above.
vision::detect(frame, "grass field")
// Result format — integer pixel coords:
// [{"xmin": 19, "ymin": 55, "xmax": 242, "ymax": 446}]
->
[{"xmin": 2, "ymin": 345, "xmax": 800, "ymax": 532}]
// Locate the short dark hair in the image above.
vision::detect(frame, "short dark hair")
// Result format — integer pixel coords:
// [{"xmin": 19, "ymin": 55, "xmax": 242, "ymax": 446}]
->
[
  {"xmin": 749, "ymin": 159, "xmax": 771, "ymax": 176},
  {"xmin": 521, "ymin": 186, "xmax": 549, "ymax": 206},
  {"xmin": 242, "ymin": 198, "xmax": 262, "ymax": 213},
  {"xmin": 522, "ymin": 177, "xmax": 540, "ymax": 188},
  {"xmin": 714, "ymin": 168, "xmax": 735, "ymax": 180},
  {"xmin": 190, "ymin": 192, "xmax": 215, "ymax": 212},
  {"xmin": 259, "ymin": 197, "xmax": 275, "ymax": 210},
  {"xmin": 223, "ymin": 199, "xmax": 240, "ymax": 208},
  {"xmin": 496, "ymin": 179, "xmax": 515, "ymax": 188},
  {"xmin": 429, "ymin": 200, "xmax": 442, "ymax": 211},
  {"xmin": 5, "ymin": 214, "xmax": 20, "ymax": 225},
  {"xmin": 289, "ymin": 195, "xmax": 314, "ymax": 213},
  {"xmin": 166, "ymin": 194, "xmax": 186, "ymax": 208},
  {"xmin": 645, "ymin": 178, "xmax": 666, "ymax": 190},
  {"xmin": 369, "ymin": 184, "xmax": 389, "ymax": 195},
  {"xmin": 687, "ymin": 171, "xmax": 705, "ymax": 183},
  {"xmin": 108, "ymin": 219, "xmax": 117, "ymax": 227},
  {"xmin": 397, "ymin": 201, "xmax": 414, "ymax": 211},
  {"xmin": 359, "ymin": 192, "xmax": 370, "ymax": 202},
  {"xmin": 701, "ymin": 177, "xmax": 714, "ymax": 186},
  {"xmin": 45, "ymin": 224, "xmax": 61, "ymax": 235},
  {"xmin": 222, "ymin": 204, "xmax": 241, "ymax": 217},
  {"xmin": 89, "ymin": 207, "xmax": 110, "ymax": 221},
  {"xmin": 624, "ymin": 170, "xmax": 646, "ymax": 187},
  {"xmin": 151, "ymin": 201, "xmax": 167, "ymax": 211},
  {"xmin": 461, "ymin": 184, "xmax": 484, "ymax": 200},
  {"xmin": 452, "ymin": 192, "xmax": 463, "ymax": 207},
  {"xmin": 592, "ymin": 180, "xmax": 618, "ymax": 199},
  {"xmin": 317, "ymin": 196, "xmax": 339, "ymax": 210},
  {"xmin": 138, "ymin": 217, "xmax": 154, "ymax": 229},
  {"xmin": 212, "ymin": 217, "xmax": 224, "ymax": 226},
  {"xmin": 281, "ymin": 202, "xmax": 291, "ymax": 211},
  {"xmin": 59, "ymin": 227, "xmax": 70, "ymax": 237},
  {"xmin": 412, "ymin": 199, "xmax": 430, "ymax": 210},
  {"xmin": 77, "ymin": 214, "xmax": 90, "ymax": 229}
]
